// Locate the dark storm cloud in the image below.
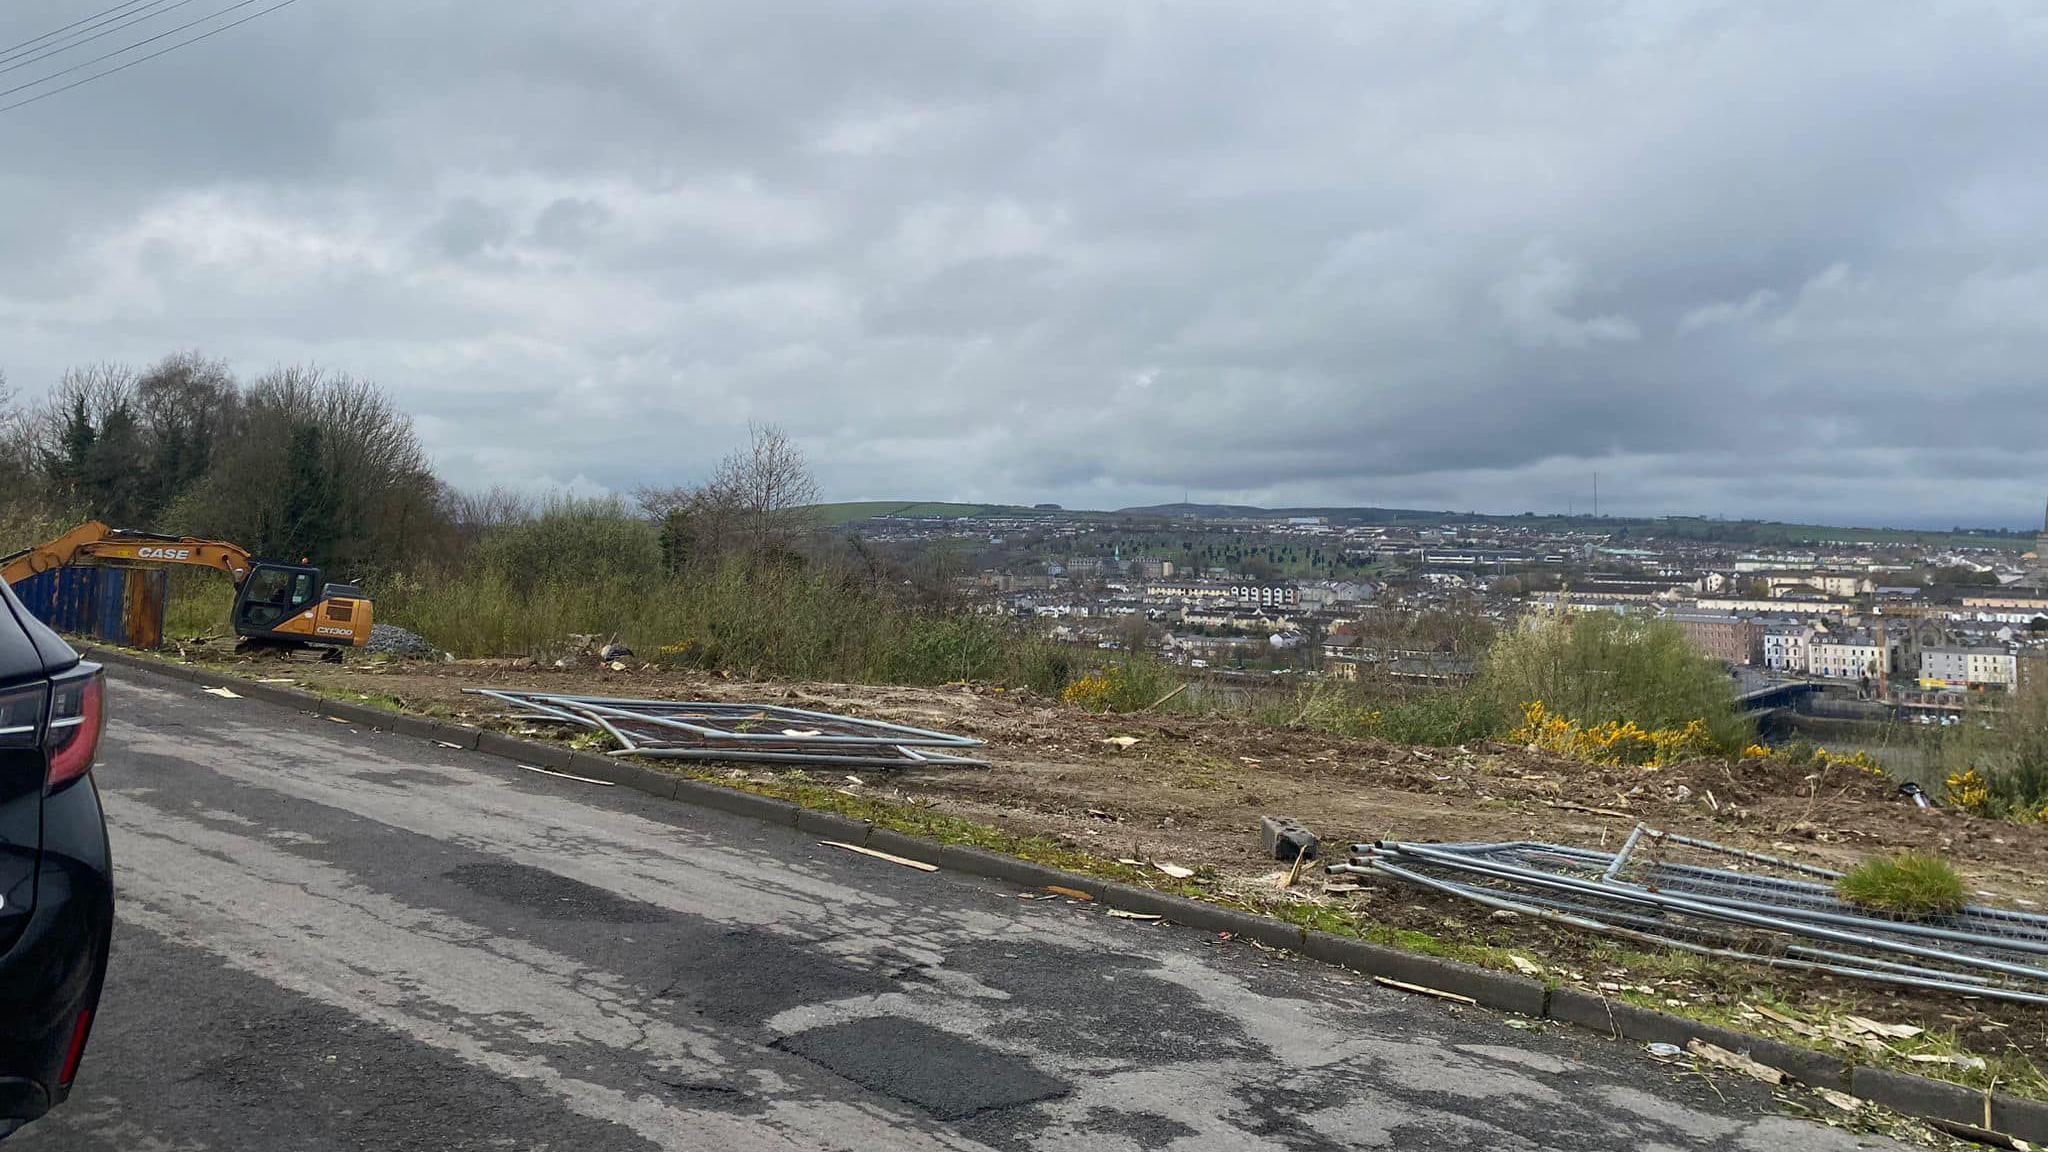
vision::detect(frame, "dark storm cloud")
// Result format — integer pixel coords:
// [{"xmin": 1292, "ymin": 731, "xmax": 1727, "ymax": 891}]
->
[{"xmin": 2, "ymin": 0, "xmax": 2045, "ymax": 525}]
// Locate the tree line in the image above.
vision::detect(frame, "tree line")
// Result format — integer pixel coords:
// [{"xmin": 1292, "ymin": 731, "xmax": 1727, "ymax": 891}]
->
[{"xmin": 0, "ymin": 353, "xmax": 444, "ymax": 578}]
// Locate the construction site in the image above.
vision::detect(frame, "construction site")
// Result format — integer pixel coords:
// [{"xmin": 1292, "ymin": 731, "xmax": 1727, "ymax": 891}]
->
[
  {"xmin": 110, "ymin": 628, "xmax": 2048, "ymax": 1112},
  {"xmin": 6, "ymin": 509, "xmax": 2048, "ymax": 1140}
]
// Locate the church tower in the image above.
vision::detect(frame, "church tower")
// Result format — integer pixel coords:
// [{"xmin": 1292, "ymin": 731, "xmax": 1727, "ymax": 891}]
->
[{"xmin": 2035, "ymin": 499, "xmax": 2048, "ymax": 587}]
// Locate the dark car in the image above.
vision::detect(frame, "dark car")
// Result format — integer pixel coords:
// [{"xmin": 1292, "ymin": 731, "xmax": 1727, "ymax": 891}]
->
[{"xmin": 0, "ymin": 579, "xmax": 112, "ymax": 1141}]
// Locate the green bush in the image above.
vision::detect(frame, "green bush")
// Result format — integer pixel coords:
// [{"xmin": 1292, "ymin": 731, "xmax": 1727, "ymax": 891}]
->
[{"xmin": 1477, "ymin": 613, "xmax": 1750, "ymax": 752}]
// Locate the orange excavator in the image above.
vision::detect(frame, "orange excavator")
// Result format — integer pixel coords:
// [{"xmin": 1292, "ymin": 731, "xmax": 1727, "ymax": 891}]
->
[{"xmin": 0, "ymin": 521, "xmax": 373, "ymax": 648}]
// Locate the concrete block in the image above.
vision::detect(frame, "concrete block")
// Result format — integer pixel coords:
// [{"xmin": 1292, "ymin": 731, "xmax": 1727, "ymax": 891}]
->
[
  {"xmin": 796, "ymin": 809, "xmax": 871, "ymax": 843},
  {"xmin": 672, "ymin": 778, "xmax": 799, "ymax": 827},
  {"xmin": 861, "ymin": 828, "xmax": 943, "ymax": 870},
  {"xmin": 1850, "ymin": 1065, "xmax": 1989, "ymax": 1127},
  {"xmin": 475, "ymin": 731, "xmax": 570, "ymax": 770},
  {"xmin": 929, "ymin": 843, "xmax": 1068, "ymax": 890},
  {"xmin": 1259, "ymin": 816, "xmax": 1319, "ymax": 861},
  {"xmin": 1312, "ymin": 938, "xmax": 1548, "ymax": 1017},
  {"xmin": 1992, "ymin": 1091, "xmax": 2048, "ymax": 1145},
  {"xmin": 1545, "ymin": 991, "xmax": 1848, "ymax": 1088}
]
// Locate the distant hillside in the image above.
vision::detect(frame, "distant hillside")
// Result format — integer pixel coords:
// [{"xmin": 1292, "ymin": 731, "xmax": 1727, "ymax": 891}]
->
[
  {"xmin": 808, "ymin": 501, "xmax": 1069, "ymax": 527},
  {"xmin": 816, "ymin": 499, "xmax": 2028, "ymax": 550}
]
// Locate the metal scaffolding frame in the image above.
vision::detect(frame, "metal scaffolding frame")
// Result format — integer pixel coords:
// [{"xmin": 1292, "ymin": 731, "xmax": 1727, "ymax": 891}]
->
[
  {"xmin": 467, "ymin": 689, "xmax": 987, "ymax": 769},
  {"xmin": 1332, "ymin": 826, "xmax": 2048, "ymax": 1004}
]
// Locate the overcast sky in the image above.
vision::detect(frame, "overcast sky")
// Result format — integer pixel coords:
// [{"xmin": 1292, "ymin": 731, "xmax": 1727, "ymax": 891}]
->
[{"xmin": 1, "ymin": 1, "xmax": 2044, "ymax": 527}]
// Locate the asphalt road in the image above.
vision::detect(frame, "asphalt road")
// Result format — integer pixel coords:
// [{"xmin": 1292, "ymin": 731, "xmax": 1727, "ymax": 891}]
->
[{"xmin": 10, "ymin": 665, "xmax": 1907, "ymax": 1151}]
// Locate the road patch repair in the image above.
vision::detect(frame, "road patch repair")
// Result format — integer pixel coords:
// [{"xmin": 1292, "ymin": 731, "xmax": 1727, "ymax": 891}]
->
[{"xmin": 86, "ymin": 646, "xmax": 2048, "ymax": 1145}]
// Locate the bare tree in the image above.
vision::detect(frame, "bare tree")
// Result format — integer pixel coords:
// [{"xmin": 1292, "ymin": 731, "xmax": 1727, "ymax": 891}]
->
[{"xmin": 638, "ymin": 423, "xmax": 820, "ymax": 569}]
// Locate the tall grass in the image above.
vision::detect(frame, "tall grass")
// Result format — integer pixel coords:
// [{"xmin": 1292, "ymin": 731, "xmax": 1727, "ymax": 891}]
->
[{"xmin": 376, "ymin": 555, "xmax": 1076, "ymax": 694}]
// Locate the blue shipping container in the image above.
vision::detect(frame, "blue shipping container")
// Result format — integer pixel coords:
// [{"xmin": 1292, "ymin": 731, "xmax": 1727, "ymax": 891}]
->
[{"xmin": 13, "ymin": 565, "xmax": 168, "ymax": 649}]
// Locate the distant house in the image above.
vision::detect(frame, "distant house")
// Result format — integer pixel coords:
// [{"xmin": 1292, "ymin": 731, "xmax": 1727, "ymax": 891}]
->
[
  {"xmin": 1809, "ymin": 632, "xmax": 1900, "ymax": 680},
  {"xmin": 1761, "ymin": 622, "xmax": 1815, "ymax": 673},
  {"xmin": 1665, "ymin": 612, "xmax": 1761, "ymax": 666},
  {"xmin": 1920, "ymin": 646, "xmax": 2018, "ymax": 690}
]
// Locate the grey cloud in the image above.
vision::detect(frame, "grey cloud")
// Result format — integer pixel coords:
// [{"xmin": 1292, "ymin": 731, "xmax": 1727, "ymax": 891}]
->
[{"xmin": 1, "ymin": 0, "xmax": 2045, "ymax": 527}]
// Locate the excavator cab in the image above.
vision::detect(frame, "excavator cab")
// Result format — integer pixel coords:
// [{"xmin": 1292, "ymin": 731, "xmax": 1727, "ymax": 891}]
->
[{"xmin": 232, "ymin": 562, "xmax": 374, "ymax": 648}]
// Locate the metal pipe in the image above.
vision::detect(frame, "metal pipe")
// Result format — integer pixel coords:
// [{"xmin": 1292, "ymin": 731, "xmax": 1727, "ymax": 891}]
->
[
  {"xmin": 1381, "ymin": 842, "xmax": 2048, "ymax": 983},
  {"xmin": 1603, "ymin": 825, "xmax": 1647, "ymax": 883},
  {"xmin": 515, "ymin": 693, "xmax": 984, "ymax": 746},
  {"xmin": 536, "ymin": 698, "xmax": 979, "ymax": 748},
  {"xmin": 1363, "ymin": 858, "xmax": 2048, "ymax": 1006}
]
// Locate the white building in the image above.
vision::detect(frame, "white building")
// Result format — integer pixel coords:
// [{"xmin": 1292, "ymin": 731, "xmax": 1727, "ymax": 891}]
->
[
  {"xmin": 1809, "ymin": 633, "xmax": 1900, "ymax": 680},
  {"xmin": 1762, "ymin": 623, "xmax": 1814, "ymax": 674},
  {"xmin": 1229, "ymin": 583, "xmax": 1300, "ymax": 608},
  {"xmin": 1920, "ymin": 646, "xmax": 2019, "ymax": 690}
]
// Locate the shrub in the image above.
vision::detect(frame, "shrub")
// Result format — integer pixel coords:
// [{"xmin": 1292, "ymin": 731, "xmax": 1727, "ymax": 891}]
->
[
  {"xmin": 1835, "ymin": 853, "xmax": 1966, "ymax": 918},
  {"xmin": 1061, "ymin": 657, "xmax": 1179, "ymax": 713},
  {"xmin": 1478, "ymin": 613, "xmax": 1750, "ymax": 753},
  {"xmin": 1510, "ymin": 701, "xmax": 1720, "ymax": 767},
  {"xmin": 1934, "ymin": 655, "xmax": 2048, "ymax": 820}
]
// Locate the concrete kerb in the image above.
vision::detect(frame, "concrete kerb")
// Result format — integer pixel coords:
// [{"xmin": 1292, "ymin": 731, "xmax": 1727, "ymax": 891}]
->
[{"xmin": 88, "ymin": 647, "xmax": 2048, "ymax": 1145}]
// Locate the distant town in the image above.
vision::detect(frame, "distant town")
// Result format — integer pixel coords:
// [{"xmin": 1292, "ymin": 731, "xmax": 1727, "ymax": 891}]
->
[{"xmin": 833, "ymin": 500, "xmax": 2048, "ymax": 724}]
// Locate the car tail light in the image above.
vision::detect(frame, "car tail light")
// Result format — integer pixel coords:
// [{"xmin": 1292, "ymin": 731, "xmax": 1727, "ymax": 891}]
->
[
  {"xmin": 58, "ymin": 1009, "xmax": 92, "ymax": 1087},
  {"xmin": 0, "ymin": 682, "xmax": 44, "ymax": 750},
  {"xmin": 46, "ymin": 665, "xmax": 104, "ymax": 790}
]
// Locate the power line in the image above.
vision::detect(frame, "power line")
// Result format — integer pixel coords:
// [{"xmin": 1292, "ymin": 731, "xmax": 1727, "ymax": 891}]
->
[
  {"xmin": 0, "ymin": 0, "xmax": 305, "ymax": 116},
  {"xmin": 0, "ymin": 0, "xmax": 211, "ymax": 77},
  {"xmin": 0, "ymin": 0, "xmax": 160, "ymax": 61},
  {"xmin": 0, "ymin": 0, "xmax": 285, "ymax": 104}
]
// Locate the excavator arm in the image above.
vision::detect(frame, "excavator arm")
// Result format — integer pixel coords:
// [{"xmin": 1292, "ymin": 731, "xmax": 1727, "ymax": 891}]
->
[
  {"xmin": 0, "ymin": 522, "xmax": 254, "ymax": 587},
  {"xmin": 0, "ymin": 520, "xmax": 373, "ymax": 649}
]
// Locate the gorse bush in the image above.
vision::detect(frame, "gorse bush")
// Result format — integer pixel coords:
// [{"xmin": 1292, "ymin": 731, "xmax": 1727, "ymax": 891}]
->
[
  {"xmin": 1510, "ymin": 701, "xmax": 1720, "ymax": 767},
  {"xmin": 1478, "ymin": 613, "xmax": 1750, "ymax": 753},
  {"xmin": 1061, "ymin": 657, "xmax": 1181, "ymax": 713},
  {"xmin": 1939, "ymin": 656, "xmax": 2048, "ymax": 821}
]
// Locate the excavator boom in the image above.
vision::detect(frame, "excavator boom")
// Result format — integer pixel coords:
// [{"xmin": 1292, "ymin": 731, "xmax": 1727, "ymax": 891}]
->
[
  {"xmin": 0, "ymin": 521, "xmax": 373, "ymax": 649},
  {"xmin": 0, "ymin": 522, "xmax": 253, "ymax": 587}
]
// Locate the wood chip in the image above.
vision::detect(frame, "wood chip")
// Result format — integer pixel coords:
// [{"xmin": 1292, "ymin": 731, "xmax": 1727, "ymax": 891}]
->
[
  {"xmin": 202, "ymin": 687, "xmax": 242, "ymax": 699},
  {"xmin": 325, "ymin": 716, "xmax": 353, "ymax": 725},
  {"xmin": 1685, "ymin": 1039, "xmax": 1785, "ymax": 1085},
  {"xmin": 1043, "ymin": 885, "xmax": 1094, "ymax": 901},
  {"xmin": 1106, "ymin": 909, "xmax": 1162, "ymax": 921},
  {"xmin": 1371, "ymin": 977, "xmax": 1476, "ymax": 1005},
  {"xmin": 1749, "ymin": 1004, "xmax": 1821, "ymax": 1037},
  {"xmin": 1508, "ymin": 954, "xmax": 1544, "ymax": 976},
  {"xmin": 820, "ymin": 841, "xmax": 939, "ymax": 872},
  {"xmin": 1815, "ymin": 1088, "xmax": 1864, "ymax": 1113},
  {"xmin": 1155, "ymin": 863, "xmax": 1195, "ymax": 879},
  {"xmin": 515, "ymin": 764, "xmax": 615, "ymax": 787},
  {"xmin": 1842, "ymin": 1015, "xmax": 1925, "ymax": 1040},
  {"xmin": 1101, "ymin": 736, "xmax": 1141, "ymax": 749}
]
